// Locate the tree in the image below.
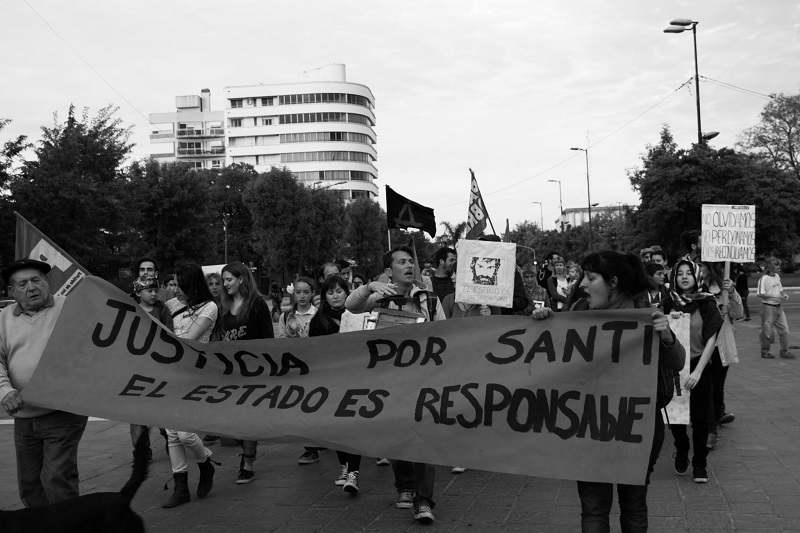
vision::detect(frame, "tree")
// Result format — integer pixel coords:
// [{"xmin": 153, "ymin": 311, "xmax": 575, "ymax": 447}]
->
[
  {"xmin": 245, "ymin": 167, "xmax": 345, "ymax": 278},
  {"xmin": 629, "ymin": 126, "xmax": 800, "ymax": 258},
  {"xmin": 341, "ymin": 198, "xmax": 388, "ymax": 279},
  {"xmin": 0, "ymin": 119, "xmax": 30, "ymax": 268},
  {"xmin": 208, "ymin": 163, "xmax": 259, "ymax": 265},
  {"xmin": 10, "ymin": 105, "xmax": 133, "ymax": 278},
  {"xmin": 435, "ymin": 221, "xmax": 467, "ymax": 247},
  {"xmin": 738, "ymin": 92, "xmax": 800, "ymax": 180},
  {"xmin": 123, "ymin": 160, "xmax": 214, "ymax": 271}
]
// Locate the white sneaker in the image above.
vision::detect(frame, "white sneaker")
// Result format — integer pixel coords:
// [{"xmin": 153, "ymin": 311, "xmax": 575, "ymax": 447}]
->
[
  {"xmin": 451, "ymin": 466, "xmax": 467, "ymax": 474},
  {"xmin": 334, "ymin": 464, "xmax": 348, "ymax": 486},
  {"xmin": 376, "ymin": 457, "xmax": 390, "ymax": 466},
  {"xmin": 343, "ymin": 471, "xmax": 359, "ymax": 494}
]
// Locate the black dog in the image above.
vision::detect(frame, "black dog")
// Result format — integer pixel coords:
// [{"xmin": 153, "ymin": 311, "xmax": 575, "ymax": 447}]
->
[{"xmin": 1, "ymin": 434, "xmax": 150, "ymax": 533}]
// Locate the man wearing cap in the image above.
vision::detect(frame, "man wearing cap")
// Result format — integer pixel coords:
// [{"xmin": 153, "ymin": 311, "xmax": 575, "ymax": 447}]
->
[{"xmin": 0, "ymin": 258, "xmax": 89, "ymax": 507}]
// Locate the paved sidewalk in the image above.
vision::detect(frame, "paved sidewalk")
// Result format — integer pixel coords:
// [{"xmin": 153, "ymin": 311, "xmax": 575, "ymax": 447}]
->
[{"xmin": 2, "ymin": 295, "xmax": 799, "ymax": 532}]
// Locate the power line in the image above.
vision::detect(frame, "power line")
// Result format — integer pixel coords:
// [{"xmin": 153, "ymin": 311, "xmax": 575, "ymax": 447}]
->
[
  {"xmin": 699, "ymin": 76, "xmax": 773, "ymax": 100},
  {"xmin": 22, "ymin": 0, "xmax": 151, "ymax": 124},
  {"xmin": 433, "ymin": 78, "xmax": 693, "ymax": 209}
]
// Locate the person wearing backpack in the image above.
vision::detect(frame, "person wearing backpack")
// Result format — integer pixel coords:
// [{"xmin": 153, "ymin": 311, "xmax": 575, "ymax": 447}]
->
[
  {"xmin": 531, "ymin": 250, "xmax": 685, "ymax": 533},
  {"xmin": 345, "ymin": 245, "xmax": 445, "ymax": 524}
]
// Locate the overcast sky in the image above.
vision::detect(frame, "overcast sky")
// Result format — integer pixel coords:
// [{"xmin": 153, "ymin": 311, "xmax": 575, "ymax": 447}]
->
[{"xmin": 3, "ymin": 1, "xmax": 799, "ymax": 233}]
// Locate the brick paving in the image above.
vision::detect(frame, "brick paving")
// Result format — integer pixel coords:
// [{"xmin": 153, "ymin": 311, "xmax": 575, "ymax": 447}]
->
[{"xmin": 2, "ymin": 293, "xmax": 799, "ymax": 532}]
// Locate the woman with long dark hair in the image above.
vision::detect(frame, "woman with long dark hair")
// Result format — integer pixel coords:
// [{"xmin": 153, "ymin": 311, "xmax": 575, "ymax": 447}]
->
[
  {"xmin": 308, "ymin": 275, "xmax": 362, "ymax": 494},
  {"xmin": 665, "ymin": 259, "xmax": 723, "ymax": 482},
  {"xmin": 218, "ymin": 261, "xmax": 274, "ymax": 484},
  {"xmin": 162, "ymin": 264, "xmax": 219, "ymax": 508},
  {"xmin": 531, "ymin": 251, "xmax": 685, "ymax": 532}
]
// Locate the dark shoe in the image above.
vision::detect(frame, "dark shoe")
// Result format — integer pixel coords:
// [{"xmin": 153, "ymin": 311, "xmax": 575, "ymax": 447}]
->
[
  {"xmin": 762, "ymin": 353, "xmax": 775, "ymax": 359},
  {"xmin": 719, "ymin": 411, "xmax": 735, "ymax": 424},
  {"xmin": 693, "ymin": 466, "xmax": 709, "ymax": 483},
  {"xmin": 780, "ymin": 352, "xmax": 797, "ymax": 359},
  {"xmin": 298, "ymin": 449, "xmax": 320, "ymax": 464},
  {"xmin": 673, "ymin": 451, "xmax": 689, "ymax": 475},
  {"xmin": 396, "ymin": 491, "xmax": 414, "ymax": 509},
  {"xmin": 236, "ymin": 469, "xmax": 254, "ymax": 484},
  {"xmin": 744, "ymin": 317, "xmax": 751, "ymax": 321},
  {"xmin": 162, "ymin": 472, "xmax": 190, "ymax": 508},
  {"xmin": 414, "ymin": 503, "xmax": 435, "ymax": 523},
  {"xmin": 343, "ymin": 471, "xmax": 359, "ymax": 494},
  {"xmin": 203, "ymin": 435, "xmax": 219, "ymax": 443},
  {"xmin": 197, "ymin": 457, "xmax": 215, "ymax": 498}
]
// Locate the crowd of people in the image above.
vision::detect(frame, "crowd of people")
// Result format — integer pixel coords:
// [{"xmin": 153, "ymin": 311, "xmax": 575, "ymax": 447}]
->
[{"xmin": 0, "ymin": 228, "xmax": 794, "ymax": 530}]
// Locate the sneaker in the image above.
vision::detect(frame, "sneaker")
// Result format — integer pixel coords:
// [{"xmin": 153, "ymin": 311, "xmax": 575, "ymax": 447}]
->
[
  {"xmin": 396, "ymin": 491, "xmax": 414, "ymax": 509},
  {"xmin": 298, "ymin": 449, "xmax": 320, "ymax": 465},
  {"xmin": 414, "ymin": 504, "xmax": 435, "ymax": 523},
  {"xmin": 780, "ymin": 352, "xmax": 797, "ymax": 359},
  {"xmin": 451, "ymin": 466, "xmax": 467, "ymax": 474},
  {"xmin": 334, "ymin": 464, "xmax": 348, "ymax": 486},
  {"xmin": 693, "ymin": 467, "xmax": 709, "ymax": 483},
  {"xmin": 236, "ymin": 468, "xmax": 254, "ymax": 484},
  {"xmin": 744, "ymin": 317, "xmax": 751, "ymax": 321},
  {"xmin": 343, "ymin": 471, "xmax": 359, "ymax": 494},
  {"xmin": 707, "ymin": 431, "xmax": 718, "ymax": 450},
  {"xmin": 762, "ymin": 353, "xmax": 775, "ymax": 359},
  {"xmin": 673, "ymin": 451, "xmax": 689, "ymax": 475},
  {"xmin": 376, "ymin": 457, "xmax": 390, "ymax": 466},
  {"xmin": 719, "ymin": 411, "xmax": 735, "ymax": 424}
]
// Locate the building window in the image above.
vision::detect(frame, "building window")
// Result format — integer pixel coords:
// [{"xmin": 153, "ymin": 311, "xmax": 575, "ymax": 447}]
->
[
  {"xmin": 211, "ymin": 159, "xmax": 222, "ymax": 168},
  {"xmin": 261, "ymin": 97, "xmax": 274, "ymax": 106},
  {"xmin": 231, "ymin": 99, "xmax": 243, "ymax": 109},
  {"xmin": 280, "ymin": 151, "xmax": 373, "ymax": 163},
  {"xmin": 261, "ymin": 118, "xmax": 272, "ymax": 126},
  {"xmin": 230, "ymin": 118, "xmax": 242, "ymax": 127},
  {"xmin": 351, "ymin": 190, "xmax": 371, "ymax": 199}
]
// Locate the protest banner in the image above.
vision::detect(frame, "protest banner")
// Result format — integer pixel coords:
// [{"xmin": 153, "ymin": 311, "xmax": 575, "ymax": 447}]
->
[
  {"xmin": 701, "ymin": 204, "xmax": 756, "ymax": 263},
  {"xmin": 454, "ymin": 240, "xmax": 517, "ymax": 308},
  {"xmin": 664, "ymin": 313, "xmax": 691, "ymax": 425},
  {"xmin": 14, "ymin": 212, "xmax": 89, "ymax": 296},
  {"xmin": 25, "ymin": 276, "xmax": 662, "ymax": 485}
]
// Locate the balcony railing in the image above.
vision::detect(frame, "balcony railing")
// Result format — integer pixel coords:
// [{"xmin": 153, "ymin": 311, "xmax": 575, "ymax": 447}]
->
[
  {"xmin": 175, "ymin": 128, "xmax": 225, "ymax": 138},
  {"xmin": 149, "ymin": 132, "xmax": 175, "ymax": 139},
  {"xmin": 177, "ymin": 147, "xmax": 226, "ymax": 157}
]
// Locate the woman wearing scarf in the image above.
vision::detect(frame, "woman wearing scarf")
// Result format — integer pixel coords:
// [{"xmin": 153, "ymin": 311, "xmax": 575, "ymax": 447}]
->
[
  {"xmin": 531, "ymin": 250, "xmax": 685, "ymax": 532},
  {"xmin": 663, "ymin": 259, "xmax": 723, "ymax": 484}
]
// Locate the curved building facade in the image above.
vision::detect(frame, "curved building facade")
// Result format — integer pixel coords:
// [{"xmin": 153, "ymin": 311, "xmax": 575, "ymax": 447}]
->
[{"xmin": 224, "ymin": 64, "xmax": 378, "ymax": 200}]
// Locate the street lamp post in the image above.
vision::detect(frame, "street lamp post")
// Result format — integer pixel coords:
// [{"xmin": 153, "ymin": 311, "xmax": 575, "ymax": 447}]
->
[
  {"xmin": 547, "ymin": 180, "xmax": 564, "ymax": 231},
  {"xmin": 664, "ymin": 19, "xmax": 702, "ymax": 145},
  {"xmin": 531, "ymin": 201, "xmax": 544, "ymax": 231},
  {"xmin": 570, "ymin": 147, "xmax": 592, "ymax": 251}
]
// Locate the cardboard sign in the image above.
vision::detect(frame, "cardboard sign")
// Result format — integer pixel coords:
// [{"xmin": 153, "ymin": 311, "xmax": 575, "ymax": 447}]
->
[
  {"xmin": 455, "ymin": 240, "xmax": 517, "ymax": 308},
  {"xmin": 663, "ymin": 313, "xmax": 691, "ymax": 425},
  {"xmin": 24, "ymin": 277, "xmax": 662, "ymax": 485},
  {"xmin": 701, "ymin": 204, "xmax": 756, "ymax": 263}
]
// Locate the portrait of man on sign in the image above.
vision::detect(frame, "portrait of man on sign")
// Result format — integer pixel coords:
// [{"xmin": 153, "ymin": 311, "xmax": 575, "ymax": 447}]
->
[{"xmin": 471, "ymin": 256, "xmax": 501, "ymax": 285}]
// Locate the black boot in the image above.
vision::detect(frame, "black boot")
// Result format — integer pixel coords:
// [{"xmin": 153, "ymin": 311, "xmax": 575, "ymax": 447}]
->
[
  {"xmin": 162, "ymin": 472, "xmax": 190, "ymax": 508},
  {"xmin": 197, "ymin": 457, "xmax": 215, "ymax": 498}
]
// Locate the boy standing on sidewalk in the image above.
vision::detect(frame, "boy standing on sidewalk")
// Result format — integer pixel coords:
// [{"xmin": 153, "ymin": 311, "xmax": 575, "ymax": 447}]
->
[{"xmin": 757, "ymin": 258, "xmax": 795, "ymax": 359}]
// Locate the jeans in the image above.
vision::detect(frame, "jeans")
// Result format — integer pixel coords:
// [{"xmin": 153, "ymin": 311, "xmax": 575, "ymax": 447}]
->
[
  {"xmin": 760, "ymin": 303, "xmax": 790, "ymax": 355},
  {"xmin": 670, "ymin": 356, "xmax": 712, "ymax": 468},
  {"xmin": 336, "ymin": 451, "xmax": 362, "ymax": 472},
  {"xmin": 391, "ymin": 460, "xmax": 435, "ymax": 508},
  {"xmin": 577, "ymin": 415, "xmax": 664, "ymax": 532},
  {"xmin": 130, "ymin": 424, "xmax": 151, "ymax": 448},
  {"xmin": 14, "ymin": 410, "xmax": 88, "ymax": 507},
  {"xmin": 709, "ymin": 349, "xmax": 729, "ymax": 423},
  {"xmin": 166, "ymin": 430, "xmax": 211, "ymax": 473}
]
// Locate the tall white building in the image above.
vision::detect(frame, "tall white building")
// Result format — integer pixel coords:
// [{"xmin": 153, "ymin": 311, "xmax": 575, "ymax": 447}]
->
[
  {"xmin": 149, "ymin": 89, "xmax": 225, "ymax": 170},
  {"xmin": 224, "ymin": 64, "xmax": 378, "ymax": 200}
]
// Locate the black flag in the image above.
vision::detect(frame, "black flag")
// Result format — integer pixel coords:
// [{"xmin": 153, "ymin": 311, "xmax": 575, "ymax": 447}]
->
[{"xmin": 385, "ymin": 185, "xmax": 436, "ymax": 238}]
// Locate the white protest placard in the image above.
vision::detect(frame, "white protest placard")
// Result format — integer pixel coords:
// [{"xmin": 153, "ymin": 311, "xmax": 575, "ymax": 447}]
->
[
  {"xmin": 455, "ymin": 240, "xmax": 517, "ymax": 307},
  {"xmin": 701, "ymin": 204, "xmax": 756, "ymax": 263}
]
